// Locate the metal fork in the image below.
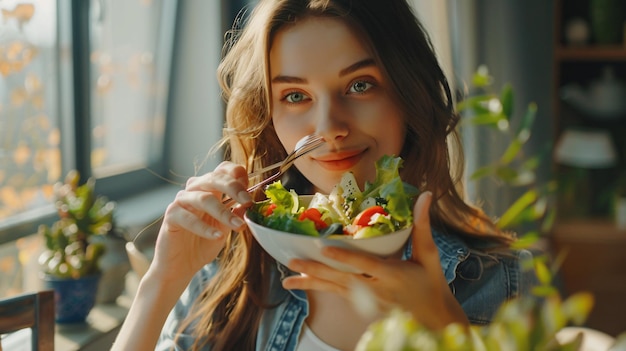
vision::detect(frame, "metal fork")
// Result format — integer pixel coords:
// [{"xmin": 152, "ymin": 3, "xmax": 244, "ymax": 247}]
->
[{"xmin": 222, "ymin": 134, "xmax": 324, "ymax": 207}]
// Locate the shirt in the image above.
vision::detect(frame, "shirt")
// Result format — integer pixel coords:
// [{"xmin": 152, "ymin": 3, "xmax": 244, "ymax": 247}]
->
[
  {"xmin": 156, "ymin": 229, "xmax": 536, "ymax": 350},
  {"xmin": 296, "ymin": 324, "xmax": 341, "ymax": 351}
]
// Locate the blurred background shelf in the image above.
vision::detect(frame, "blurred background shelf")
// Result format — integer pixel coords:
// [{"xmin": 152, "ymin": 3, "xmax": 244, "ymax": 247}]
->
[
  {"xmin": 550, "ymin": 219, "xmax": 626, "ymax": 337},
  {"xmin": 550, "ymin": 0, "xmax": 626, "ymax": 338},
  {"xmin": 555, "ymin": 46, "xmax": 626, "ymax": 61}
]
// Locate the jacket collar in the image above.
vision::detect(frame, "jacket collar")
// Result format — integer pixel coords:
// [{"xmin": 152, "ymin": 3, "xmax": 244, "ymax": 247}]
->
[{"xmin": 402, "ymin": 228, "xmax": 469, "ymax": 284}]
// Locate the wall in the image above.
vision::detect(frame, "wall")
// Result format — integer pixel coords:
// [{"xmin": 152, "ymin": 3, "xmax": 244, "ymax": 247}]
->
[
  {"xmin": 451, "ymin": 0, "xmax": 554, "ymax": 216},
  {"xmin": 168, "ymin": 0, "xmax": 224, "ymax": 179}
]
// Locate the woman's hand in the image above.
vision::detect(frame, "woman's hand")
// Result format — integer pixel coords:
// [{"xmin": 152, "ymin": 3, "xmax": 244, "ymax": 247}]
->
[
  {"xmin": 113, "ymin": 161, "xmax": 253, "ymax": 351},
  {"xmin": 147, "ymin": 161, "xmax": 253, "ymax": 285},
  {"xmin": 281, "ymin": 191, "xmax": 469, "ymax": 330}
]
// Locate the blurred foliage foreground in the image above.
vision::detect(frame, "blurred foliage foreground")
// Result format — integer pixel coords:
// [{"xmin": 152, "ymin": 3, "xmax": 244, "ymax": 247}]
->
[{"xmin": 357, "ymin": 67, "xmax": 626, "ymax": 350}]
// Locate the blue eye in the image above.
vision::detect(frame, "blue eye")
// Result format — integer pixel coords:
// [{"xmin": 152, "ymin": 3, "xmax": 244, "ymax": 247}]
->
[
  {"xmin": 349, "ymin": 80, "xmax": 374, "ymax": 94},
  {"xmin": 285, "ymin": 92, "xmax": 308, "ymax": 103}
]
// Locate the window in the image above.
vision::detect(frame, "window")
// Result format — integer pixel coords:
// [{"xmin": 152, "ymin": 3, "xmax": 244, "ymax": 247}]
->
[
  {"xmin": 88, "ymin": 0, "xmax": 176, "ymax": 182},
  {"xmin": 0, "ymin": 0, "xmax": 178, "ymax": 243},
  {"xmin": 0, "ymin": 0, "xmax": 64, "ymax": 242}
]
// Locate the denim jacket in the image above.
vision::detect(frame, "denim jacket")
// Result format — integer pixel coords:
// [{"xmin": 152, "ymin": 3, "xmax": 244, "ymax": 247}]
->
[{"xmin": 157, "ymin": 229, "xmax": 536, "ymax": 350}]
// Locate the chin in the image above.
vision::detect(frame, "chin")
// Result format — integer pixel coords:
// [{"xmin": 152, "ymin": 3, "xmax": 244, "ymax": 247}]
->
[
  {"xmin": 299, "ymin": 157, "xmax": 378, "ymax": 193},
  {"xmin": 309, "ymin": 177, "xmax": 341, "ymax": 195},
  {"xmin": 309, "ymin": 170, "xmax": 377, "ymax": 195}
]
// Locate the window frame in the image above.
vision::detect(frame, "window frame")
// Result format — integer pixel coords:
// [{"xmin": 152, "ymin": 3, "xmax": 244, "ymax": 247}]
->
[{"xmin": 0, "ymin": 0, "xmax": 179, "ymax": 245}]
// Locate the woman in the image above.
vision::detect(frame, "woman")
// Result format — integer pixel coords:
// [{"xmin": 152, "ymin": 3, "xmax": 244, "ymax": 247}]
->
[{"xmin": 113, "ymin": 0, "xmax": 535, "ymax": 350}]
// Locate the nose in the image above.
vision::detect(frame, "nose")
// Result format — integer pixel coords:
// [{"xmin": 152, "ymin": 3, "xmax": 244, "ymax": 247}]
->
[{"xmin": 313, "ymin": 96, "xmax": 349, "ymax": 144}]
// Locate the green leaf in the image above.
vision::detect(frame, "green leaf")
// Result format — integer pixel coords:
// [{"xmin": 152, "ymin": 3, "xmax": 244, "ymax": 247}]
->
[
  {"xmin": 534, "ymin": 260, "xmax": 553, "ymax": 286},
  {"xmin": 561, "ymin": 292, "xmax": 594, "ymax": 326},
  {"xmin": 506, "ymin": 195, "xmax": 548, "ymax": 229},
  {"xmin": 500, "ymin": 83, "xmax": 514, "ymax": 119},
  {"xmin": 541, "ymin": 206, "xmax": 557, "ymax": 233},
  {"xmin": 468, "ymin": 113, "xmax": 507, "ymax": 127},
  {"xmin": 541, "ymin": 296, "xmax": 567, "ymax": 336},
  {"xmin": 495, "ymin": 166, "xmax": 519, "ymax": 182},
  {"xmin": 499, "ymin": 139, "xmax": 523, "ymax": 165},
  {"xmin": 470, "ymin": 166, "xmax": 494, "ymax": 180},
  {"xmin": 510, "ymin": 170, "xmax": 536, "ymax": 187},
  {"xmin": 514, "ymin": 102, "xmax": 537, "ymax": 143},
  {"xmin": 521, "ymin": 154, "xmax": 541, "ymax": 172},
  {"xmin": 472, "ymin": 65, "xmax": 493, "ymax": 87},
  {"xmin": 457, "ymin": 94, "xmax": 492, "ymax": 113},
  {"xmin": 497, "ymin": 189, "xmax": 538, "ymax": 229},
  {"xmin": 500, "ymin": 204, "xmax": 533, "ymax": 229},
  {"xmin": 509, "ymin": 231, "xmax": 540, "ymax": 250},
  {"xmin": 531, "ymin": 285, "xmax": 559, "ymax": 297}
]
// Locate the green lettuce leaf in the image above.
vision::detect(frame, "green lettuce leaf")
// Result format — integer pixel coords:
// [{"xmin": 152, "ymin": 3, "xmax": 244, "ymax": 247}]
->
[{"xmin": 363, "ymin": 155, "xmax": 418, "ymax": 227}]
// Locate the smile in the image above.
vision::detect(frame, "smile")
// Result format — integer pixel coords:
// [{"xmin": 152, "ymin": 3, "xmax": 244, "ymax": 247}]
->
[{"xmin": 313, "ymin": 149, "xmax": 365, "ymax": 171}]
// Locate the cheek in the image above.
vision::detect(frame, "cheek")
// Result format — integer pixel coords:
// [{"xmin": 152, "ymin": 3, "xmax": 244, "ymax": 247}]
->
[
  {"xmin": 360, "ymin": 106, "xmax": 405, "ymax": 155},
  {"xmin": 384, "ymin": 122, "xmax": 405, "ymax": 155},
  {"xmin": 350, "ymin": 111, "xmax": 405, "ymax": 186},
  {"xmin": 272, "ymin": 115, "xmax": 302, "ymax": 152}
]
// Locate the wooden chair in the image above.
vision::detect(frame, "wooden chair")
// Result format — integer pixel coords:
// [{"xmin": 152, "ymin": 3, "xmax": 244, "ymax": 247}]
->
[{"xmin": 0, "ymin": 290, "xmax": 55, "ymax": 351}]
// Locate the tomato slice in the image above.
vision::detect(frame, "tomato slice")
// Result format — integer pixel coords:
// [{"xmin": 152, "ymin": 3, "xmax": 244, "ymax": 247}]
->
[
  {"xmin": 352, "ymin": 205, "xmax": 387, "ymax": 226},
  {"xmin": 265, "ymin": 203, "xmax": 277, "ymax": 216},
  {"xmin": 298, "ymin": 208, "xmax": 328, "ymax": 230}
]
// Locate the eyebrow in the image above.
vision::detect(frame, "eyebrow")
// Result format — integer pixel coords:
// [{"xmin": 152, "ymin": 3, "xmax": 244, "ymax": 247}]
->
[
  {"xmin": 339, "ymin": 58, "xmax": 376, "ymax": 76},
  {"xmin": 271, "ymin": 58, "xmax": 377, "ymax": 84}
]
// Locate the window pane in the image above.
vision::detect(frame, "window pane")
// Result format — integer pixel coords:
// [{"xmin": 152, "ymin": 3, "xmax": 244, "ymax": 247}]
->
[
  {"xmin": 89, "ymin": 0, "xmax": 174, "ymax": 178},
  {"xmin": 0, "ymin": 0, "xmax": 61, "ymax": 222}
]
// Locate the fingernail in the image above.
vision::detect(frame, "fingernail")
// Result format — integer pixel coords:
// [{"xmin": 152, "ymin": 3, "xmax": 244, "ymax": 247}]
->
[
  {"xmin": 238, "ymin": 191, "xmax": 253, "ymax": 204},
  {"xmin": 230, "ymin": 216, "xmax": 245, "ymax": 228},
  {"xmin": 207, "ymin": 229, "xmax": 222, "ymax": 238}
]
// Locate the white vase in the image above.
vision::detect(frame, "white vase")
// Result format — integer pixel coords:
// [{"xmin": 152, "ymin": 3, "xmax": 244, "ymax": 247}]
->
[{"xmin": 94, "ymin": 232, "xmax": 131, "ymax": 303}]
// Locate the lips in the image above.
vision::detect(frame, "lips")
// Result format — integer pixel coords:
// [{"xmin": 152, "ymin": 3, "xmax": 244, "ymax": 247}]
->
[{"xmin": 313, "ymin": 149, "xmax": 365, "ymax": 171}]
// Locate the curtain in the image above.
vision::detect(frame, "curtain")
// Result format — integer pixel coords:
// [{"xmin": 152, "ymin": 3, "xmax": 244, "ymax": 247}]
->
[{"xmin": 409, "ymin": 0, "xmax": 554, "ymax": 219}]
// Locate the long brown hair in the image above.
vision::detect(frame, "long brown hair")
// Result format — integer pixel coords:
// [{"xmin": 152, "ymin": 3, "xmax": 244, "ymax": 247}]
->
[{"xmin": 179, "ymin": 1, "xmax": 514, "ymax": 349}]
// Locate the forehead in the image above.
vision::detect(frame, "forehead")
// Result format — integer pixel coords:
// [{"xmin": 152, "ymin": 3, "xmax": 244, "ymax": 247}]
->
[{"xmin": 269, "ymin": 16, "xmax": 373, "ymax": 77}]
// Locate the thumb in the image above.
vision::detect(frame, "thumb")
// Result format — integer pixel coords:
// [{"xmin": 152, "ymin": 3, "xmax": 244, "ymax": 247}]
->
[{"xmin": 410, "ymin": 191, "xmax": 438, "ymax": 266}]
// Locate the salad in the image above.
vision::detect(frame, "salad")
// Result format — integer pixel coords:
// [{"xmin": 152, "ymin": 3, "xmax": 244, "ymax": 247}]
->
[{"xmin": 247, "ymin": 155, "xmax": 419, "ymax": 239}]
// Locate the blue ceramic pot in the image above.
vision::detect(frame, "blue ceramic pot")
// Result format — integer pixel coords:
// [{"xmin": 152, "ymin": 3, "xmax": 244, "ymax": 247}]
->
[{"xmin": 42, "ymin": 274, "xmax": 101, "ymax": 324}]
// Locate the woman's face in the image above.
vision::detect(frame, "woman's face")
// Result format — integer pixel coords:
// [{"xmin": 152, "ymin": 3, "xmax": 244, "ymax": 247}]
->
[{"xmin": 270, "ymin": 16, "xmax": 405, "ymax": 194}]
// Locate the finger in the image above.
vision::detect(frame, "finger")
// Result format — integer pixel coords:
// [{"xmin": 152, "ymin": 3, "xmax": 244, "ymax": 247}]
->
[
  {"xmin": 410, "ymin": 191, "xmax": 439, "ymax": 266},
  {"xmin": 185, "ymin": 164, "xmax": 253, "ymax": 206},
  {"xmin": 282, "ymin": 259, "xmax": 352, "ymax": 293},
  {"xmin": 164, "ymin": 203, "xmax": 225, "ymax": 239},
  {"xmin": 282, "ymin": 274, "xmax": 351, "ymax": 295},
  {"xmin": 232, "ymin": 204, "xmax": 250, "ymax": 219},
  {"xmin": 174, "ymin": 190, "xmax": 246, "ymax": 232},
  {"xmin": 213, "ymin": 161, "xmax": 250, "ymax": 183},
  {"xmin": 319, "ymin": 246, "xmax": 386, "ymax": 277}
]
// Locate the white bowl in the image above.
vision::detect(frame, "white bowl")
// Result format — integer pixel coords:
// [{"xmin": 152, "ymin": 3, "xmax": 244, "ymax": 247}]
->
[{"xmin": 245, "ymin": 196, "xmax": 412, "ymax": 273}]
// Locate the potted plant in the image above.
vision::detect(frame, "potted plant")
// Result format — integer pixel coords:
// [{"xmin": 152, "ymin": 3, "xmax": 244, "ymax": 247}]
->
[{"xmin": 37, "ymin": 170, "xmax": 115, "ymax": 323}]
